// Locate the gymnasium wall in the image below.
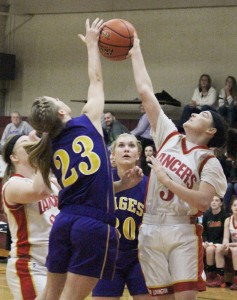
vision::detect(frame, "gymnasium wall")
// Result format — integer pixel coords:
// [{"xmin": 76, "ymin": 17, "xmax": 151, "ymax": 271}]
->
[{"xmin": 4, "ymin": 6, "xmax": 237, "ymax": 119}]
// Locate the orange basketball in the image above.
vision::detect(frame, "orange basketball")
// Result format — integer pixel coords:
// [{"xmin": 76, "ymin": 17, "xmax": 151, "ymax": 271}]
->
[{"xmin": 98, "ymin": 19, "xmax": 136, "ymax": 61}]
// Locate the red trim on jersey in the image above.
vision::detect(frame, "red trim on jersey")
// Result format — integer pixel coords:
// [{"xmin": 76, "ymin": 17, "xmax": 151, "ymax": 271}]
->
[
  {"xmin": 181, "ymin": 137, "xmax": 209, "ymax": 154},
  {"xmin": 148, "ymin": 285, "xmax": 174, "ymax": 296},
  {"xmin": 148, "ymin": 224, "xmax": 206, "ymax": 296},
  {"xmin": 232, "ymin": 216, "xmax": 237, "ymax": 230},
  {"xmin": 10, "ymin": 205, "xmax": 31, "ymax": 258},
  {"xmin": 192, "ymin": 210, "xmax": 203, "ymax": 217},
  {"xmin": 173, "ymin": 279, "xmax": 206, "ymax": 293},
  {"xmin": 198, "ymin": 155, "xmax": 215, "ymax": 175},
  {"xmin": 11, "ymin": 173, "xmax": 25, "ymax": 178},
  {"xmin": 3, "ymin": 173, "xmax": 36, "ymax": 297},
  {"xmin": 156, "ymin": 131, "xmax": 180, "ymax": 156},
  {"xmin": 15, "ymin": 258, "xmax": 37, "ymax": 299},
  {"xmin": 174, "ymin": 224, "xmax": 205, "ymax": 293},
  {"xmin": 2, "ymin": 174, "xmax": 26, "ymax": 209},
  {"xmin": 3, "ymin": 196, "xmax": 22, "ymax": 210},
  {"xmin": 2, "ymin": 188, "xmax": 22, "ymax": 210}
]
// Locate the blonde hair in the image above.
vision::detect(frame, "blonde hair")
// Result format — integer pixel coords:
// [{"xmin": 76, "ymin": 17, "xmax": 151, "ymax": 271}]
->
[
  {"xmin": 110, "ymin": 133, "xmax": 142, "ymax": 156},
  {"xmin": 24, "ymin": 96, "xmax": 65, "ymax": 188}
]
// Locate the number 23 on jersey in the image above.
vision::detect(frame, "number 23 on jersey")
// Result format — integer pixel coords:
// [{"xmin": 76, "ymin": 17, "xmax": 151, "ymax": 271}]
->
[{"xmin": 53, "ymin": 135, "xmax": 101, "ymax": 187}]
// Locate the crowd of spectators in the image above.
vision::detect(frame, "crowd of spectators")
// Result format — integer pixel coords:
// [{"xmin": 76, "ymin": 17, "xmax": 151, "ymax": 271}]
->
[{"xmin": 178, "ymin": 74, "xmax": 237, "ymax": 133}]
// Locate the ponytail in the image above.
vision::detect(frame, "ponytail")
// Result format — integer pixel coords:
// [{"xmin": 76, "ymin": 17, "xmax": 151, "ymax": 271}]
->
[
  {"xmin": 24, "ymin": 134, "xmax": 52, "ymax": 188},
  {"xmin": 25, "ymin": 96, "xmax": 65, "ymax": 188}
]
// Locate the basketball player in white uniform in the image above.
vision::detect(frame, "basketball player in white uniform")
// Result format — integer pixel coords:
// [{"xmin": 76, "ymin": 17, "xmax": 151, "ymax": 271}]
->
[
  {"xmin": 129, "ymin": 35, "xmax": 228, "ymax": 300},
  {"xmin": 2, "ymin": 134, "xmax": 59, "ymax": 300}
]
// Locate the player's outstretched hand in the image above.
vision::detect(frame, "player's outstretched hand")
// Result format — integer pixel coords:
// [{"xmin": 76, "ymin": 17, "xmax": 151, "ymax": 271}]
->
[
  {"xmin": 123, "ymin": 166, "xmax": 143, "ymax": 189},
  {"xmin": 114, "ymin": 166, "xmax": 143, "ymax": 193},
  {"xmin": 148, "ymin": 156, "xmax": 169, "ymax": 185},
  {"xmin": 78, "ymin": 18, "xmax": 104, "ymax": 45}
]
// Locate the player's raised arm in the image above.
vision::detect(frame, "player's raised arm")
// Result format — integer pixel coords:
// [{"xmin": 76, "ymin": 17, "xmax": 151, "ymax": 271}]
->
[
  {"xmin": 129, "ymin": 34, "xmax": 160, "ymax": 132},
  {"xmin": 79, "ymin": 18, "xmax": 105, "ymax": 134}
]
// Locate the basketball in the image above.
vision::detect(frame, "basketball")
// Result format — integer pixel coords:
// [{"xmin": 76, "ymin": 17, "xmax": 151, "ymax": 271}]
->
[{"xmin": 98, "ymin": 19, "xmax": 136, "ymax": 61}]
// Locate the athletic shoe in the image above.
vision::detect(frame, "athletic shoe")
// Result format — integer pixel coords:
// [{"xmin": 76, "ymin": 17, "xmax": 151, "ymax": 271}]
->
[
  {"xmin": 230, "ymin": 275, "xmax": 237, "ymax": 290},
  {"xmin": 206, "ymin": 271, "xmax": 217, "ymax": 287},
  {"xmin": 208, "ymin": 274, "xmax": 226, "ymax": 288}
]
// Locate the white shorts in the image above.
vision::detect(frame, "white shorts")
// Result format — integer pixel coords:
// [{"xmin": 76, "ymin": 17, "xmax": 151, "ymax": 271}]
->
[
  {"xmin": 6, "ymin": 258, "xmax": 47, "ymax": 300},
  {"xmin": 138, "ymin": 213, "xmax": 205, "ymax": 296}
]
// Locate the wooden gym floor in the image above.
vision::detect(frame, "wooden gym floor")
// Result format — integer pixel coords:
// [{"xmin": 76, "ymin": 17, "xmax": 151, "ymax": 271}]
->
[{"xmin": 0, "ymin": 262, "xmax": 236, "ymax": 300}]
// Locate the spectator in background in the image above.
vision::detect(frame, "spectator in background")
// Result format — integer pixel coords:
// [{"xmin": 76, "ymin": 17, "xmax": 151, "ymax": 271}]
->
[
  {"xmin": 140, "ymin": 144, "xmax": 156, "ymax": 176},
  {"xmin": 218, "ymin": 76, "xmax": 237, "ymax": 127},
  {"xmin": 213, "ymin": 146, "xmax": 230, "ymax": 181},
  {"xmin": 223, "ymin": 158, "xmax": 237, "ymax": 213},
  {"xmin": 209, "ymin": 196, "xmax": 237, "ymax": 290},
  {"xmin": 131, "ymin": 104, "xmax": 153, "ymax": 152},
  {"xmin": 103, "ymin": 111, "xmax": 129, "ymax": 148},
  {"xmin": 223, "ymin": 128, "xmax": 237, "ymax": 213},
  {"xmin": 202, "ymin": 196, "xmax": 229, "ymax": 287},
  {"xmin": 0, "ymin": 111, "xmax": 33, "ymax": 150},
  {"xmin": 178, "ymin": 74, "xmax": 217, "ymax": 131}
]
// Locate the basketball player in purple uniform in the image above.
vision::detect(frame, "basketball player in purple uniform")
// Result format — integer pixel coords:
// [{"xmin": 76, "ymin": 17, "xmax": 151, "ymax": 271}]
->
[
  {"xmin": 93, "ymin": 133, "xmax": 151, "ymax": 300},
  {"xmin": 25, "ymin": 19, "xmax": 142, "ymax": 300}
]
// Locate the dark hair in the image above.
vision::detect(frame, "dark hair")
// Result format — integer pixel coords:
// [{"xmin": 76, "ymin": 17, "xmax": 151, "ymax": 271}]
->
[
  {"xmin": 198, "ymin": 74, "xmax": 212, "ymax": 92},
  {"xmin": 104, "ymin": 111, "xmax": 116, "ymax": 117},
  {"xmin": 208, "ymin": 111, "xmax": 228, "ymax": 148},
  {"xmin": 225, "ymin": 76, "xmax": 237, "ymax": 96},
  {"xmin": 24, "ymin": 96, "xmax": 65, "ymax": 188},
  {"xmin": 230, "ymin": 195, "xmax": 237, "ymax": 208},
  {"xmin": 144, "ymin": 144, "xmax": 156, "ymax": 152},
  {"xmin": 227, "ymin": 128, "xmax": 237, "ymax": 162},
  {"xmin": 2, "ymin": 134, "xmax": 23, "ymax": 183},
  {"xmin": 209, "ymin": 196, "xmax": 225, "ymax": 213}
]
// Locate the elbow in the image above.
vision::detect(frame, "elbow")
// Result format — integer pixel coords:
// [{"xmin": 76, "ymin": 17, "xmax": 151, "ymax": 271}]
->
[
  {"xmin": 198, "ymin": 197, "xmax": 211, "ymax": 212},
  {"xmin": 137, "ymin": 84, "xmax": 153, "ymax": 99},
  {"xmin": 33, "ymin": 184, "xmax": 51, "ymax": 200},
  {"xmin": 198, "ymin": 204, "xmax": 209, "ymax": 213}
]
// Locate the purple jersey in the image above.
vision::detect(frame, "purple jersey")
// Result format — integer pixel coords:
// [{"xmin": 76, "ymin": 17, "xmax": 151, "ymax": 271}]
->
[
  {"xmin": 113, "ymin": 169, "xmax": 148, "ymax": 251},
  {"xmin": 51, "ymin": 114, "xmax": 114, "ymax": 215}
]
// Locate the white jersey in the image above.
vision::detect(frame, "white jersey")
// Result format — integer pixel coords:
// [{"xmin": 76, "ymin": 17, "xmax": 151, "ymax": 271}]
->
[
  {"xmin": 229, "ymin": 216, "xmax": 237, "ymax": 243},
  {"xmin": 2, "ymin": 175, "xmax": 59, "ymax": 265},
  {"xmin": 146, "ymin": 110, "xmax": 227, "ymax": 216}
]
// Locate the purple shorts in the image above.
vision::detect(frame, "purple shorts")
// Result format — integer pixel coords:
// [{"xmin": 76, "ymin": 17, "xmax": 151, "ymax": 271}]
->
[
  {"xmin": 46, "ymin": 211, "xmax": 119, "ymax": 280},
  {"xmin": 92, "ymin": 249, "xmax": 148, "ymax": 296}
]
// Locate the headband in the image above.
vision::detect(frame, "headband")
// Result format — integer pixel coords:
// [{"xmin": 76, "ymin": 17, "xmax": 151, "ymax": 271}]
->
[
  {"xmin": 4, "ymin": 134, "xmax": 23, "ymax": 164},
  {"xmin": 209, "ymin": 111, "xmax": 227, "ymax": 148}
]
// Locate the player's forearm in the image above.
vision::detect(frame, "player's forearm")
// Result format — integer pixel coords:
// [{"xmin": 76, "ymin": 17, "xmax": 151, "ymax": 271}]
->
[
  {"xmin": 131, "ymin": 46, "xmax": 153, "ymax": 99},
  {"xmin": 87, "ymin": 42, "xmax": 103, "ymax": 84},
  {"xmin": 163, "ymin": 178, "xmax": 211, "ymax": 212},
  {"xmin": 229, "ymin": 243, "xmax": 237, "ymax": 247},
  {"xmin": 113, "ymin": 180, "xmax": 125, "ymax": 193}
]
